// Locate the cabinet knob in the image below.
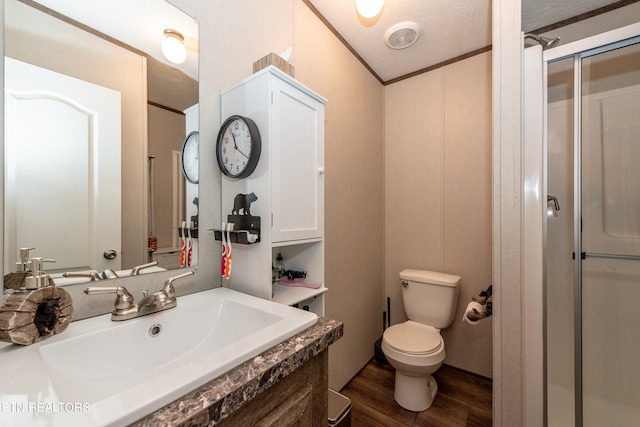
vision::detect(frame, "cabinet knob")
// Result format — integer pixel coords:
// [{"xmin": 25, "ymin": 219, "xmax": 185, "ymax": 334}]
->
[{"xmin": 318, "ymin": 167, "xmax": 325, "ymax": 174}]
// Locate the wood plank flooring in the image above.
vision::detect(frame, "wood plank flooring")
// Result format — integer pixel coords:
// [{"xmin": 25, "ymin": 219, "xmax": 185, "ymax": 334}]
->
[{"xmin": 339, "ymin": 359, "xmax": 492, "ymax": 426}]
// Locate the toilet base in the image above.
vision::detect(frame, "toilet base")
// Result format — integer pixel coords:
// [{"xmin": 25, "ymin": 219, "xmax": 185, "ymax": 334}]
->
[{"xmin": 393, "ymin": 372, "xmax": 438, "ymax": 412}]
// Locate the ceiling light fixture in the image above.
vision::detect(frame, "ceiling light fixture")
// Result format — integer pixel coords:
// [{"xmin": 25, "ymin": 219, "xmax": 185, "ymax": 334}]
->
[
  {"xmin": 356, "ymin": 0, "xmax": 384, "ymax": 19},
  {"xmin": 161, "ymin": 29, "xmax": 187, "ymax": 64}
]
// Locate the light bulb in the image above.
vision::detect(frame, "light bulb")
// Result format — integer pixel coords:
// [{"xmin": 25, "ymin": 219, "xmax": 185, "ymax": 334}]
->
[
  {"xmin": 161, "ymin": 29, "xmax": 187, "ymax": 64},
  {"xmin": 356, "ymin": 0, "xmax": 384, "ymax": 18}
]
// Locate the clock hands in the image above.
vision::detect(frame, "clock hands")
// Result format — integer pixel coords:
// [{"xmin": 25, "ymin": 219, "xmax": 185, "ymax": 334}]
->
[{"xmin": 230, "ymin": 131, "xmax": 250, "ymax": 159}]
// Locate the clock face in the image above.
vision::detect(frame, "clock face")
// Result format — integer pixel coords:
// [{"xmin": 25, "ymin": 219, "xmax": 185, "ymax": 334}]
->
[
  {"xmin": 216, "ymin": 115, "xmax": 261, "ymax": 179},
  {"xmin": 181, "ymin": 131, "xmax": 199, "ymax": 183}
]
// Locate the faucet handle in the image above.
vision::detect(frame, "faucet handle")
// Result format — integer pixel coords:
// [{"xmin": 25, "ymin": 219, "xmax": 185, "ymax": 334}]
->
[
  {"xmin": 64, "ymin": 271, "xmax": 102, "ymax": 281},
  {"xmin": 30, "ymin": 257, "xmax": 56, "ymax": 273},
  {"xmin": 161, "ymin": 271, "xmax": 194, "ymax": 299},
  {"xmin": 130, "ymin": 261, "xmax": 158, "ymax": 276},
  {"xmin": 84, "ymin": 286, "xmax": 136, "ymax": 312}
]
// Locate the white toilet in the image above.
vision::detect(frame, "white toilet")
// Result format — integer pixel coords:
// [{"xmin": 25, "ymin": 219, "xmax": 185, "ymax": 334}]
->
[{"xmin": 381, "ymin": 269, "xmax": 460, "ymax": 411}]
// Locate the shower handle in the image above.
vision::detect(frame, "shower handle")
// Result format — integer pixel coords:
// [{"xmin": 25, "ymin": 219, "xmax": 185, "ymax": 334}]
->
[{"xmin": 547, "ymin": 195, "xmax": 560, "ymax": 211}]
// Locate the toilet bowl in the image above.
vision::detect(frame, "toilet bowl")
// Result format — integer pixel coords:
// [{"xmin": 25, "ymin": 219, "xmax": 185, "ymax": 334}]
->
[{"xmin": 382, "ymin": 269, "xmax": 460, "ymax": 412}]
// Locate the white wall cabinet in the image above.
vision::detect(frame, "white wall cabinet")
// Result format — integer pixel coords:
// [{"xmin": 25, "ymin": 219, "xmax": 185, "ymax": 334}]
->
[{"xmin": 220, "ymin": 66, "xmax": 327, "ymax": 315}]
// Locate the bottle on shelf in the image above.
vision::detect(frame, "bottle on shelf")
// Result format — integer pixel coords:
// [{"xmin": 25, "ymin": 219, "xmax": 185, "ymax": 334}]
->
[{"xmin": 274, "ymin": 253, "xmax": 285, "ymax": 283}]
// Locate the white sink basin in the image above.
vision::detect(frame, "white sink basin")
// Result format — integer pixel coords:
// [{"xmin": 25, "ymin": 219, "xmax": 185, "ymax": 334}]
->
[{"xmin": 0, "ymin": 287, "xmax": 317, "ymax": 426}]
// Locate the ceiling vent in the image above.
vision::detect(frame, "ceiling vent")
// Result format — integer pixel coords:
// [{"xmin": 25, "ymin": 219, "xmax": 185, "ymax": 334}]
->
[{"xmin": 385, "ymin": 22, "xmax": 421, "ymax": 50}]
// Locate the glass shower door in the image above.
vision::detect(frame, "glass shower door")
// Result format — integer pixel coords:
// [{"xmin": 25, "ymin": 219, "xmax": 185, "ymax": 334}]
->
[
  {"xmin": 546, "ymin": 55, "xmax": 575, "ymax": 427},
  {"xmin": 580, "ymin": 41, "xmax": 640, "ymax": 426}
]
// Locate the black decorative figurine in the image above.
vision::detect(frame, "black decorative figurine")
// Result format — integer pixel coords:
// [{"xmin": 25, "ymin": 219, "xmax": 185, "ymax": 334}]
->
[{"xmin": 232, "ymin": 192, "xmax": 258, "ymax": 215}]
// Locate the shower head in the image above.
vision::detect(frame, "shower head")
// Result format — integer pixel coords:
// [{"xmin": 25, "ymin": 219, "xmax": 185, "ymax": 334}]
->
[{"xmin": 524, "ymin": 33, "xmax": 560, "ymax": 50}]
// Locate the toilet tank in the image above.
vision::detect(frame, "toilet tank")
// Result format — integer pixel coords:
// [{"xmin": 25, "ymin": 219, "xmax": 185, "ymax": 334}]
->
[{"xmin": 400, "ymin": 269, "xmax": 460, "ymax": 329}]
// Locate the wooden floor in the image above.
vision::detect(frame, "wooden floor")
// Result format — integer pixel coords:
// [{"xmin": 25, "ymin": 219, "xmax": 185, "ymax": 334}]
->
[{"xmin": 339, "ymin": 359, "xmax": 492, "ymax": 427}]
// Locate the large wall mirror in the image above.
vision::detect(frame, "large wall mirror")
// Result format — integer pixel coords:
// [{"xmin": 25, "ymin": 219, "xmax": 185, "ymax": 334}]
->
[{"xmin": 3, "ymin": 0, "xmax": 199, "ymax": 287}]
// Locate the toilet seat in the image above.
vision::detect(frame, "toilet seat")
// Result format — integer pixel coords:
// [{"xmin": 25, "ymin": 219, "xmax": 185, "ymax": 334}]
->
[{"xmin": 383, "ymin": 321, "xmax": 442, "ymax": 355}]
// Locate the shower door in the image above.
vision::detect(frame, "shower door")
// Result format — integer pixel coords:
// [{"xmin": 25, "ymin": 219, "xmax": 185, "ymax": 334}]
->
[
  {"xmin": 545, "ymin": 35, "xmax": 640, "ymax": 427},
  {"xmin": 580, "ymin": 41, "xmax": 640, "ymax": 426}
]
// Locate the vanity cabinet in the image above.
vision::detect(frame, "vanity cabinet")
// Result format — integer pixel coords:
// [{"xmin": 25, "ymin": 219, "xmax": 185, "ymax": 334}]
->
[
  {"xmin": 217, "ymin": 351, "xmax": 328, "ymax": 427},
  {"xmin": 220, "ymin": 66, "xmax": 327, "ymax": 315}
]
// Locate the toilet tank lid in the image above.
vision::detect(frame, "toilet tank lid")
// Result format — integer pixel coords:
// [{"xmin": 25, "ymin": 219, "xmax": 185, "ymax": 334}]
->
[{"xmin": 400, "ymin": 269, "xmax": 461, "ymax": 287}]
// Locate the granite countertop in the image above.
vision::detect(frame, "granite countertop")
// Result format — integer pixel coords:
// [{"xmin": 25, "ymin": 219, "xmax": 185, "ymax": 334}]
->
[{"xmin": 133, "ymin": 317, "xmax": 343, "ymax": 426}]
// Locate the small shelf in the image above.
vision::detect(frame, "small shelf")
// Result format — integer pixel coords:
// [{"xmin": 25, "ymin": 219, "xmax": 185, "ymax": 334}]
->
[
  {"xmin": 212, "ymin": 229, "xmax": 260, "ymax": 244},
  {"xmin": 271, "ymin": 237, "xmax": 322, "ymax": 248},
  {"xmin": 212, "ymin": 214, "xmax": 261, "ymax": 244},
  {"xmin": 272, "ymin": 283, "xmax": 327, "ymax": 307}
]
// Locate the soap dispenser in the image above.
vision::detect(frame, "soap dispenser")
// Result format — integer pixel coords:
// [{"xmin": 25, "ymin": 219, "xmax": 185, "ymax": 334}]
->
[
  {"xmin": 15, "ymin": 247, "xmax": 36, "ymax": 273},
  {"xmin": 4, "ymin": 247, "xmax": 36, "ymax": 290},
  {"xmin": 23, "ymin": 257, "xmax": 56, "ymax": 289}
]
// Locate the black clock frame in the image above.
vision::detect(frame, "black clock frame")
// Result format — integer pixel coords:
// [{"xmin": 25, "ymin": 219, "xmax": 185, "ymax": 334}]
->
[{"xmin": 216, "ymin": 115, "xmax": 262, "ymax": 179}]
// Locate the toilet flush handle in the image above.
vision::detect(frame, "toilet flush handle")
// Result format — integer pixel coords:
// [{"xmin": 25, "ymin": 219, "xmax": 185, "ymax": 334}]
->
[{"xmin": 401, "ymin": 280, "xmax": 409, "ymax": 287}]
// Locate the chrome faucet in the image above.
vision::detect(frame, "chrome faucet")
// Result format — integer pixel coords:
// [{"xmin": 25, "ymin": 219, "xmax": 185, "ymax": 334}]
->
[
  {"xmin": 130, "ymin": 261, "xmax": 159, "ymax": 276},
  {"xmin": 84, "ymin": 271, "xmax": 194, "ymax": 321}
]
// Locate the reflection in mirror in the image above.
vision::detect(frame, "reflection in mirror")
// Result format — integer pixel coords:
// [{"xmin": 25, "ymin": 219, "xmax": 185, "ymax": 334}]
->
[{"xmin": 3, "ymin": 0, "xmax": 199, "ymax": 288}]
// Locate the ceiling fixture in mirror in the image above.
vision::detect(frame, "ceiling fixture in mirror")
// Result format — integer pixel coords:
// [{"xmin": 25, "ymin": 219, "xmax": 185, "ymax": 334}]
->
[
  {"xmin": 162, "ymin": 29, "xmax": 188, "ymax": 64},
  {"xmin": 4, "ymin": 0, "xmax": 199, "ymax": 286}
]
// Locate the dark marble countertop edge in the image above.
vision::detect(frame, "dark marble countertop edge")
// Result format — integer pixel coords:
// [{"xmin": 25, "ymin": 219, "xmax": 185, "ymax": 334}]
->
[{"xmin": 132, "ymin": 317, "xmax": 343, "ymax": 427}]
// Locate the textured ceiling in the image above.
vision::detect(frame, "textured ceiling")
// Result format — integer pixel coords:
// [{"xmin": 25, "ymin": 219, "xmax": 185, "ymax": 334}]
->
[
  {"xmin": 522, "ymin": 0, "xmax": 623, "ymax": 32},
  {"xmin": 31, "ymin": 0, "xmax": 628, "ymax": 86},
  {"xmin": 308, "ymin": 0, "xmax": 626, "ymax": 83},
  {"xmin": 308, "ymin": 0, "xmax": 491, "ymax": 83}
]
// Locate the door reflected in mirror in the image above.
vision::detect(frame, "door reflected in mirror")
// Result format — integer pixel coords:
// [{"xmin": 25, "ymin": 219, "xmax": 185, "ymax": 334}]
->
[{"xmin": 3, "ymin": 0, "xmax": 198, "ymax": 285}]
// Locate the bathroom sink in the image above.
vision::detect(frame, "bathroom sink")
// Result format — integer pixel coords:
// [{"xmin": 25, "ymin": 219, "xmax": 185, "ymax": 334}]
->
[{"xmin": 0, "ymin": 287, "xmax": 317, "ymax": 426}]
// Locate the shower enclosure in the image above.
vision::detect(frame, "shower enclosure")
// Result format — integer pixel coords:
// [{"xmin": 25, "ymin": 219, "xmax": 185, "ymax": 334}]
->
[{"xmin": 527, "ymin": 23, "xmax": 640, "ymax": 426}]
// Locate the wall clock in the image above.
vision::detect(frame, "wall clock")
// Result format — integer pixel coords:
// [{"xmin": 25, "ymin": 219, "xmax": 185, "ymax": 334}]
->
[
  {"xmin": 216, "ymin": 115, "xmax": 262, "ymax": 179},
  {"xmin": 181, "ymin": 131, "xmax": 199, "ymax": 184}
]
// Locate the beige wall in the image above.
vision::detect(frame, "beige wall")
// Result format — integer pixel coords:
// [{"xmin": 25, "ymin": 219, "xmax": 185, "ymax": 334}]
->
[
  {"xmin": 384, "ymin": 52, "xmax": 493, "ymax": 378},
  {"xmin": 295, "ymin": 3, "xmax": 385, "ymax": 390},
  {"xmin": 147, "ymin": 105, "xmax": 186, "ymax": 249}
]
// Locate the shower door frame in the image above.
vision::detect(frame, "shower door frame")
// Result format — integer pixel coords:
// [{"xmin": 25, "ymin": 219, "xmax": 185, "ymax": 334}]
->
[{"xmin": 541, "ymin": 22, "xmax": 640, "ymax": 427}]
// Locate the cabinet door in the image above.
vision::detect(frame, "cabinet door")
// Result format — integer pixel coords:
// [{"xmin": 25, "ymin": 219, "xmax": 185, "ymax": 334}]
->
[{"xmin": 271, "ymin": 79, "xmax": 324, "ymax": 242}]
